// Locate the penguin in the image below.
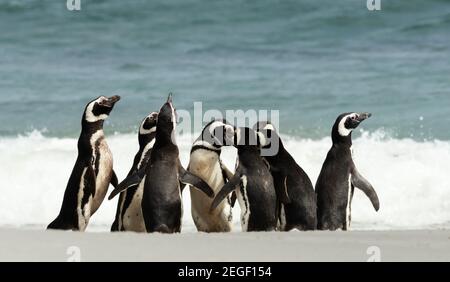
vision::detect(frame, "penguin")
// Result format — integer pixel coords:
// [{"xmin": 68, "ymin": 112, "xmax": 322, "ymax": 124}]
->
[
  {"xmin": 315, "ymin": 112, "xmax": 380, "ymax": 231},
  {"xmin": 254, "ymin": 121, "xmax": 317, "ymax": 231},
  {"xmin": 188, "ymin": 119, "xmax": 236, "ymax": 233},
  {"xmin": 210, "ymin": 127, "xmax": 278, "ymax": 232},
  {"xmin": 108, "ymin": 94, "xmax": 215, "ymax": 233},
  {"xmin": 48, "ymin": 95, "xmax": 121, "ymax": 231},
  {"xmin": 111, "ymin": 112, "xmax": 158, "ymax": 232}
]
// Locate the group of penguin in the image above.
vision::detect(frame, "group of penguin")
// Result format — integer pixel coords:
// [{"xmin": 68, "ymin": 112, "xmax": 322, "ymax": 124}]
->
[{"xmin": 48, "ymin": 94, "xmax": 380, "ymax": 233}]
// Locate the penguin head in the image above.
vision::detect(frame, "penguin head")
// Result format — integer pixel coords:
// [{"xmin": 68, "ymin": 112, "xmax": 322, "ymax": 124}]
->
[
  {"xmin": 84, "ymin": 95, "xmax": 121, "ymax": 123},
  {"xmin": 253, "ymin": 121, "xmax": 282, "ymax": 156},
  {"xmin": 333, "ymin": 112, "xmax": 372, "ymax": 143},
  {"xmin": 252, "ymin": 121, "xmax": 278, "ymax": 148},
  {"xmin": 199, "ymin": 119, "xmax": 235, "ymax": 149},
  {"xmin": 139, "ymin": 112, "xmax": 158, "ymax": 135},
  {"xmin": 138, "ymin": 111, "xmax": 158, "ymax": 146},
  {"xmin": 234, "ymin": 127, "xmax": 265, "ymax": 150},
  {"xmin": 156, "ymin": 93, "xmax": 177, "ymax": 144},
  {"xmin": 253, "ymin": 121, "xmax": 277, "ymax": 133}
]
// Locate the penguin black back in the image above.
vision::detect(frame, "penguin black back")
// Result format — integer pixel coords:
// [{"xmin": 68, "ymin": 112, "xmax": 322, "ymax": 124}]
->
[
  {"xmin": 254, "ymin": 121, "xmax": 317, "ymax": 231},
  {"xmin": 211, "ymin": 127, "xmax": 277, "ymax": 232}
]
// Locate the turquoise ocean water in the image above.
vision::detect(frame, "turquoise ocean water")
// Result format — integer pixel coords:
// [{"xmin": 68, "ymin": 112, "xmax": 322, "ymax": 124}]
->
[{"xmin": 0, "ymin": 0, "xmax": 449, "ymax": 139}]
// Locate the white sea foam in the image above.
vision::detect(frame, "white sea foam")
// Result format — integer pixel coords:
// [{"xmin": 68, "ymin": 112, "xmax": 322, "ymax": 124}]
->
[{"xmin": 0, "ymin": 130, "xmax": 449, "ymax": 231}]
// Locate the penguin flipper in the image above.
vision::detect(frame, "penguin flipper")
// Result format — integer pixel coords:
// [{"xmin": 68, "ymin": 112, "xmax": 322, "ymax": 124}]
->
[
  {"xmin": 179, "ymin": 164, "xmax": 188, "ymax": 193},
  {"xmin": 274, "ymin": 174, "xmax": 291, "ymax": 204},
  {"xmin": 219, "ymin": 161, "xmax": 237, "ymax": 206},
  {"xmin": 210, "ymin": 174, "xmax": 241, "ymax": 212},
  {"xmin": 351, "ymin": 168, "xmax": 380, "ymax": 211},
  {"xmin": 111, "ymin": 170, "xmax": 119, "ymax": 189},
  {"xmin": 108, "ymin": 167, "xmax": 145, "ymax": 200},
  {"xmin": 179, "ymin": 165, "xmax": 215, "ymax": 198}
]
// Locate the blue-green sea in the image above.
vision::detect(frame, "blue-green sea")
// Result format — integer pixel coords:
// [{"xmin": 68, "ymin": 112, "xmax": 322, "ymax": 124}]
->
[{"xmin": 0, "ymin": 0, "xmax": 449, "ymax": 139}]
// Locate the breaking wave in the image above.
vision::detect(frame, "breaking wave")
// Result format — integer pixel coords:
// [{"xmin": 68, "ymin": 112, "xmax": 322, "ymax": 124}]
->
[{"xmin": 0, "ymin": 129, "xmax": 449, "ymax": 231}]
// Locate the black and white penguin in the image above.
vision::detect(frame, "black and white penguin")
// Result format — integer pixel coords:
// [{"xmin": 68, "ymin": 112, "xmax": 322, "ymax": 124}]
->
[
  {"xmin": 48, "ymin": 95, "xmax": 121, "ymax": 231},
  {"xmin": 211, "ymin": 127, "xmax": 278, "ymax": 232},
  {"xmin": 254, "ymin": 121, "xmax": 317, "ymax": 231},
  {"xmin": 108, "ymin": 94, "xmax": 214, "ymax": 233},
  {"xmin": 315, "ymin": 112, "xmax": 380, "ymax": 231},
  {"xmin": 111, "ymin": 112, "xmax": 158, "ymax": 232},
  {"xmin": 188, "ymin": 119, "xmax": 236, "ymax": 233}
]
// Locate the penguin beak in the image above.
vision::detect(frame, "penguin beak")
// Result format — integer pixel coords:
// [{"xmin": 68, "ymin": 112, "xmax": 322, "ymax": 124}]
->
[
  {"xmin": 102, "ymin": 95, "xmax": 121, "ymax": 107},
  {"xmin": 357, "ymin": 112, "xmax": 372, "ymax": 122},
  {"xmin": 167, "ymin": 93, "xmax": 173, "ymax": 104}
]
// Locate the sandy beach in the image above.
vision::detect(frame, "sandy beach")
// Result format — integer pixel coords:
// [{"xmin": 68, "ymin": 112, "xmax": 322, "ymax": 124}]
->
[{"xmin": 0, "ymin": 228, "xmax": 449, "ymax": 262}]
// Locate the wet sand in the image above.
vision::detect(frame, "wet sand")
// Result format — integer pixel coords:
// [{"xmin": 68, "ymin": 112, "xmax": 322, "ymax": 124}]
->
[{"xmin": 0, "ymin": 228, "xmax": 449, "ymax": 262}]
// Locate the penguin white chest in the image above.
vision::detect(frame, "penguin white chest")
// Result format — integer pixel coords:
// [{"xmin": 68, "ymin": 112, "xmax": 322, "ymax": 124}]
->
[
  {"xmin": 122, "ymin": 177, "xmax": 146, "ymax": 232},
  {"xmin": 279, "ymin": 204, "xmax": 286, "ymax": 231},
  {"xmin": 189, "ymin": 152, "xmax": 223, "ymax": 194},
  {"xmin": 237, "ymin": 175, "xmax": 250, "ymax": 232},
  {"xmin": 91, "ymin": 131, "xmax": 113, "ymax": 212},
  {"xmin": 345, "ymin": 146, "xmax": 353, "ymax": 230},
  {"xmin": 189, "ymin": 150, "xmax": 233, "ymax": 232},
  {"xmin": 345, "ymin": 174, "xmax": 352, "ymax": 230}
]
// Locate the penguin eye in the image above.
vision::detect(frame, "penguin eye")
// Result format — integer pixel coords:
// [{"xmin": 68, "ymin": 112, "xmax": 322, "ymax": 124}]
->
[{"xmin": 97, "ymin": 98, "xmax": 107, "ymax": 106}]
